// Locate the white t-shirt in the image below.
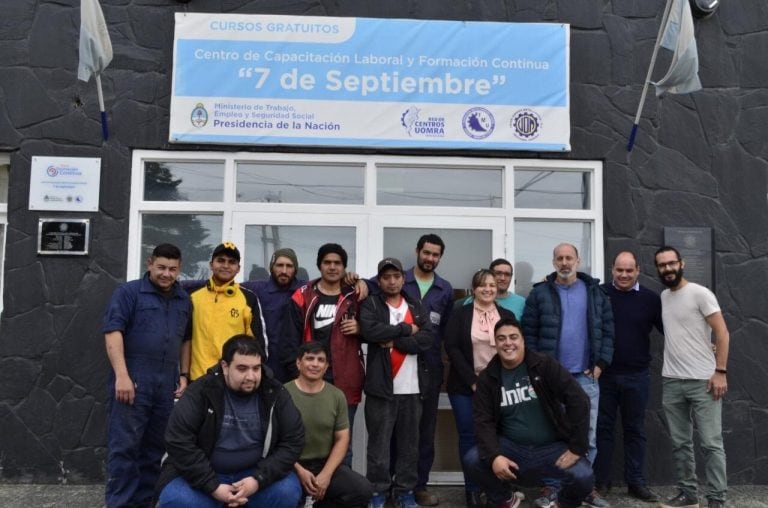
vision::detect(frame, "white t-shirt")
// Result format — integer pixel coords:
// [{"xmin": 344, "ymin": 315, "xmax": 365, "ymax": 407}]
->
[
  {"xmin": 660, "ymin": 282, "xmax": 721, "ymax": 380},
  {"xmin": 388, "ymin": 298, "xmax": 420, "ymax": 395}
]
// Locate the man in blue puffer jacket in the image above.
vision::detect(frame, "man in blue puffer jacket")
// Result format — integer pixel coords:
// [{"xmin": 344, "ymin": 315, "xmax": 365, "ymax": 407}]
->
[{"xmin": 521, "ymin": 243, "xmax": 614, "ymax": 508}]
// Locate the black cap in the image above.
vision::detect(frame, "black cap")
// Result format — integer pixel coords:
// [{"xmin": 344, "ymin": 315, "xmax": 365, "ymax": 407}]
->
[
  {"xmin": 377, "ymin": 257, "xmax": 404, "ymax": 276},
  {"xmin": 212, "ymin": 242, "xmax": 240, "ymax": 262}
]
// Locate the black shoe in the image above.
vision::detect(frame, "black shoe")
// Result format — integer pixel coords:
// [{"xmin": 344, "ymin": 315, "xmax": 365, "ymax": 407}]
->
[
  {"xmin": 627, "ymin": 484, "xmax": 658, "ymax": 502},
  {"xmin": 659, "ymin": 491, "xmax": 699, "ymax": 508},
  {"xmin": 465, "ymin": 491, "xmax": 483, "ymax": 508}
]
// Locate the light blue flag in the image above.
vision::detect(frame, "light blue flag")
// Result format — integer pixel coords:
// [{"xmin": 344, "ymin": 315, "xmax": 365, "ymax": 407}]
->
[
  {"xmin": 653, "ymin": 0, "xmax": 702, "ymax": 95},
  {"xmin": 78, "ymin": 0, "xmax": 113, "ymax": 140},
  {"xmin": 78, "ymin": 0, "xmax": 113, "ymax": 82}
]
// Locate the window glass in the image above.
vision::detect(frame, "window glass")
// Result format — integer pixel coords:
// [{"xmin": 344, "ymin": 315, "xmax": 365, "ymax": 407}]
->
[
  {"xmin": 237, "ymin": 163, "xmax": 364, "ymax": 204},
  {"xmin": 243, "ymin": 225, "xmax": 356, "ymax": 281},
  {"xmin": 144, "ymin": 161, "xmax": 224, "ymax": 202},
  {"xmin": 382, "ymin": 227, "xmax": 491, "ymax": 291},
  {"xmin": 378, "ymin": 165, "xmax": 502, "ymax": 207},
  {"xmin": 141, "ymin": 213, "xmax": 222, "ymax": 279},
  {"xmin": 514, "ymin": 220, "xmax": 593, "ymax": 297},
  {"xmin": 514, "ymin": 169, "xmax": 591, "ymax": 209}
]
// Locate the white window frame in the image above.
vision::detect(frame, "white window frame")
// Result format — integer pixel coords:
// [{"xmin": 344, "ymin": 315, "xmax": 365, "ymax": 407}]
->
[
  {"xmin": 0, "ymin": 153, "xmax": 8, "ymax": 316},
  {"xmin": 129, "ymin": 150, "xmax": 603, "ymax": 279}
]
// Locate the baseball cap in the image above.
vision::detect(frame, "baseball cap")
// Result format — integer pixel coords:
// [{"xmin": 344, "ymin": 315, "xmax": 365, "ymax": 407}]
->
[
  {"xmin": 377, "ymin": 257, "xmax": 404, "ymax": 276},
  {"xmin": 211, "ymin": 242, "xmax": 241, "ymax": 262}
]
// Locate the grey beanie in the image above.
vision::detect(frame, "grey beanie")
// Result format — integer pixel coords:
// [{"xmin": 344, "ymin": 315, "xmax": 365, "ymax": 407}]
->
[{"xmin": 270, "ymin": 248, "xmax": 299, "ymax": 272}]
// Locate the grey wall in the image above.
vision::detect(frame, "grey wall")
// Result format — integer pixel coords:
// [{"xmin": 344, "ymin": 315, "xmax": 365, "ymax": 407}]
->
[{"xmin": 0, "ymin": 0, "xmax": 766, "ymax": 484}]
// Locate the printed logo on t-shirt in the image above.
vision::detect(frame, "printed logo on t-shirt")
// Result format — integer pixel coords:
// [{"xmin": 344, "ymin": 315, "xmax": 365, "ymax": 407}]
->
[
  {"xmin": 314, "ymin": 304, "xmax": 336, "ymax": 329},
  {"xmin": 500, "ymin": 376, "xmax": 538, "ymax": 407}
]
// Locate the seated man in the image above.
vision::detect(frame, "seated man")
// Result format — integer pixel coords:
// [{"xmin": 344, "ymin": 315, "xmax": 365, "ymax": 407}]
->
[
  {"xmin": 286, "ymin": 341, "xmax": 373, "ymax": 507},
  {"xmin": 465, "ymin": 317, "xmax": 594, "ymax": 508},
  {"xmin": 156, "ymin": 335, "xmax": 304, "ymax": 508}
]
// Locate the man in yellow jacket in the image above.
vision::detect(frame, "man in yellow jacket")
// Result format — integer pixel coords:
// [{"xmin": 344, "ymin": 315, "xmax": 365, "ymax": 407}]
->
[{"xmin": 188, "ymin": 242, "xmax": 268, "ymax": 380}]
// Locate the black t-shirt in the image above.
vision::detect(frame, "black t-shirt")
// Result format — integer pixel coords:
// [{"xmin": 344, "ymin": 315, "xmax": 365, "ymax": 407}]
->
[{"xmin": 313, "ymin": 292, "xmax": 338, "ymax": 380}]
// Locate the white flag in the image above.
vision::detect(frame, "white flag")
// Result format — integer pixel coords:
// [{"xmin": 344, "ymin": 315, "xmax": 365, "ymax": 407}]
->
[
  {"xmin": 653, "ymin": 0, "xmax": 702, "ymax": 95},
  {"xmin": 78, "ymin": 0, "xmax": 113, "ymax": 82}
]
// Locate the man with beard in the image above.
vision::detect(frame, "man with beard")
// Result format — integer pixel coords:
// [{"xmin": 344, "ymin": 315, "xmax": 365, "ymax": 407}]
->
[
  {"xmin": 156, "ymin": 335, "xmax": 304, "ymax": 507},
  {"xmin": 593, "ymin": 251, "xmax": 663, "ymax": 502},
  {"xmin": 188, "ymin": 243, "xmax": 268, "ymax": 381},
  {"xmin": 654, "ymin": 246, "xmax": 729, "ymax": 508},
  {"xmin": 521, "ymin": 243, "xmax": 613, "ymax": 508},
  {"xmin": 402, "ymin": 234, "xmax": 454, "ymax": 506}
]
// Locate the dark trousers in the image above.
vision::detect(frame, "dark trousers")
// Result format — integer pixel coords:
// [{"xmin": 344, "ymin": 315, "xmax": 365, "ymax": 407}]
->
[
  {"xmin": 106, "ymin": 361, "xmax": 176, "ymax": 508},
  {"xmin": 299, "ymin": 459, "xmax": 373, "ymax": 508},
  {"xmin": 366, "ymin": 393, "xmax": 422, "ymax": 497},
  {"xmin": 593, "ymin": 369, "xmax": 650, "ymax": 487},
  {"xmin": 464, "ymin": 438, "xmax": 594, "ymax": 508}
]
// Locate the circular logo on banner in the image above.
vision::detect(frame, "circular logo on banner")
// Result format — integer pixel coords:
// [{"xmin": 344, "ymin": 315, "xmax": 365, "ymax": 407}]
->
[
  {"xmin": 190, "ymin": 103, "xmax": 208, "ymax": 128},
  {"xmin": 511, "ymin": 109, "xmax": 542, "ymax": 140},
  {"xmin": 462, "ymin": 107, "xmax": 495, "ymax": 139},
  {"xmin": 47, "ymin": 166, "xmax": 58, "ymax": 177}
]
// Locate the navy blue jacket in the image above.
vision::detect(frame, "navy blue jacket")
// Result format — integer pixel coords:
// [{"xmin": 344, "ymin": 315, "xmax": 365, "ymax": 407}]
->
[
  {"xmin": 521, "ymin": 272, "xmax": 614, "ymax": 371},
  {"xmin": 102, "ymin": 273, "xmax": 190, "ymax": 367},
  {"xmin": 402, "ymin": 268, "xmax": 453, "ymax": 364}
]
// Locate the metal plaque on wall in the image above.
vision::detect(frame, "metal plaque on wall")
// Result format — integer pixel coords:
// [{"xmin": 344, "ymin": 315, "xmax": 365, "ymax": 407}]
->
[
  {"xmin": 37, "ymin": 219, "xmax": 90, "ymax": 256},
  {"xmin": 663, "ymin": 226, "xmax": 714, "ymax": 291}
]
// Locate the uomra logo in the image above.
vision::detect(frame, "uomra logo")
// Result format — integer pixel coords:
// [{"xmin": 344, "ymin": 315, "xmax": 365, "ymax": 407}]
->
[
  {"xmin": 511, "ymin": 109, "xmax": 542, "ymax": 140},
  {"xmin": 462, "ymin": 108, "xmax": 494, "ymax": 139}
]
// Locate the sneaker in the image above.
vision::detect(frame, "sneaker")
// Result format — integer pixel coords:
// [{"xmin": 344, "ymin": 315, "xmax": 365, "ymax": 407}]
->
[
  {"xmin": 659, "ymin": 491, "xmax": 699, "ymax": 508},
  {"xmin": 498, "ymin": 495, "xmax": 521, "ymax": 508},
  {"xmin": 534, "ymin": 486, "xmax": 559, "ymax": 508},
  {"xmin": 369, "ymin": 493, "xmax": 386, "ymax": 508},
  {"xmin": 396, "ymin": 492, "xmax": 419, "ymax": 508},
  {"xmin": 627, "ymin": 484, "xmax": 659, "ymax": 502},
  {"xmin": 707, "ymin": 500, "xmax": 725, "ymax": 508},
  {"xmin": 583, "ymin": 489, "xmax": 611, "ymax": 508}
]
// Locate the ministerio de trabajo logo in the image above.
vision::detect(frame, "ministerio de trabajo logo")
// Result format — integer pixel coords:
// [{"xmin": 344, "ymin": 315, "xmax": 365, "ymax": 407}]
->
[{"xmin": 191, "ymin": 103, "xmax": 208, "ymax": 128}]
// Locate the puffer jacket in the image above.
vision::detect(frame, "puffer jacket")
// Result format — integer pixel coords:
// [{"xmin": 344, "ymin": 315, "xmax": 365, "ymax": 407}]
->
[{"xmin": 521, "ymin": 272, "xmax": 614, "ymax": 371}]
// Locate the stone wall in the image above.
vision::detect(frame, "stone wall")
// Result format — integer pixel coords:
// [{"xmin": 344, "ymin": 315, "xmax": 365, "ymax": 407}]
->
[{"xmin": 0, "ymin": 0, "xmax": 766, "ymax": 484}]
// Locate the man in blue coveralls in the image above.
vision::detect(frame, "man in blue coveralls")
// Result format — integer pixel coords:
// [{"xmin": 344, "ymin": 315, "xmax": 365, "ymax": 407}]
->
[{"xmin": 103, "ymin": 243, "xmax": 191, "ymax": 507}]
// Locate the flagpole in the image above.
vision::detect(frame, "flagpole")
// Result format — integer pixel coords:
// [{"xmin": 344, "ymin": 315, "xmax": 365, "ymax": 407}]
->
[
  {"xmin": 627, "ymin": 0, "xmax": 675, "ymax": 152},
  {"xmin": 95, "ymin": 74, "xmax": 109, "ymax": 141}
]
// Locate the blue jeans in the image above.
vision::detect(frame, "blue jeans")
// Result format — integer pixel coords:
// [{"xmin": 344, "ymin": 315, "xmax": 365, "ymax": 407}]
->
[
  {"xmin": 593, "ymin": 369, "xmax": 650, "ymax": 487},
  {"xmin": 157, "ymin": 471, "xmax": 301, "ymax": 507},
  {"xmin": 662, "ymin": 378, "xmax": 727, "ymax": 503},
  {"xmin": 105, "ymin": 360, "xmax": 177, "ymax": 508},
  {"xmin": 448, "ymin": 393, "xmax": 478, "ymax": 492},
  {"xmin": 541, "ymin": 373, "xmax": 598, "ymax": 490},
  {"xmin": 464, "ymin": 438, "xmax": 594, "ymax": 508}
]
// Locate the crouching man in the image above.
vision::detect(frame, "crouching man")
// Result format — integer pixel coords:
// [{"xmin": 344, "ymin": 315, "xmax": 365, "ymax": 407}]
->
[
  {"xmin": 465, "ymin": 318, "xmax": 594, "ymax": 508},
  {"xmin": 156, "ymin": 335, "xmax": 304, "ymax": 507}
]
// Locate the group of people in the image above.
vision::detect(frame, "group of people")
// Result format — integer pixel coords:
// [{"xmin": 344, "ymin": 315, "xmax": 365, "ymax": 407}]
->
[{"xmin": 102, "ymin": 235, "xmax": 730, "ymax": 508}]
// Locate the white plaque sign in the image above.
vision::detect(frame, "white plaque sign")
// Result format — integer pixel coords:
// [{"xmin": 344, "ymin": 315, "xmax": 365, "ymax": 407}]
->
[{"xmin": 29, "ymin": 156, "xmax": 101, "ymax": 212}]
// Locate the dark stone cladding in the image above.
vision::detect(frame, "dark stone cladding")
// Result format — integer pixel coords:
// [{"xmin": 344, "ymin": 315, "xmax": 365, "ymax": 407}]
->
[{"xmin": 0, "ymin": 0, "xmax": 766, "ymax": 484}]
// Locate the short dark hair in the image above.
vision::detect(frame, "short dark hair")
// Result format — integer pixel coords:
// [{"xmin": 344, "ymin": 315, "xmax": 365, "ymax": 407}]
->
[
  {"xmin": 416, "ymin": 234, "xmax": 445, "ymax": 255},
  {"xmin": 489, "ymin": 258, "xmax": 513, "ymax": 272},
  {"xmin": 494, "ymin": 316, "xmax": 522, "ymax": 335},
  {"xmin": 612, "ymin": 250, "xmax": 639, "ymax": 267},
  {"xmin": 472, "ymin": 269, "xmax": 495, "ymax": 289},
  {"xmin": 221, "ymin": 334, "xmax": 265, "ymax": 364},
  {"xmin": 316, "ymin": 243, "xmax": 348, "ymax": 269},
  {"xmin": 297, "ymin": 341, "xmax": 328, "ymax": 360},
  {"xmin": 654, "ymin": 245, "xmax": 682, "ymax": 263},
  {"xmin": 151, "ymin": 243, "xmax": 181, "ymax": 261}
]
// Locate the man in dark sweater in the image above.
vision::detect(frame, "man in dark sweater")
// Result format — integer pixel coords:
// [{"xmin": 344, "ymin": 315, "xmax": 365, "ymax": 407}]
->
[{"xmin": 592, "ymin": 251, "xmax": 663, "ymax": 502}]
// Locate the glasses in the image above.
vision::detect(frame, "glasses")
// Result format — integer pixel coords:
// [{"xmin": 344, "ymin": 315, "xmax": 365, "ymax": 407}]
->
[
  {"xmin": 493, "ymin": 270, "xmax": 512, "ymax": 278},
  {"xmin": 656, "ymin": 260, "xmax": 680, "ymax": 269}
]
